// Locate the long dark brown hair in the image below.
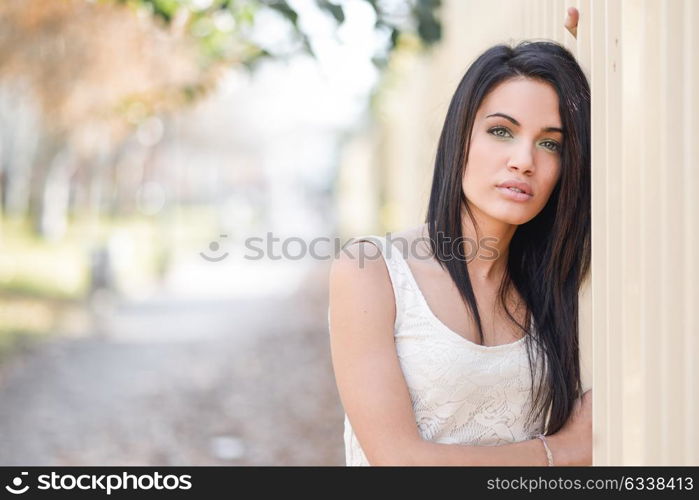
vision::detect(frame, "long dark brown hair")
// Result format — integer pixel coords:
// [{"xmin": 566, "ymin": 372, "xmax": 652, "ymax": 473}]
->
[{"xmin": 426, "ymin": 40, "xmax": 590, "ymax": 435}]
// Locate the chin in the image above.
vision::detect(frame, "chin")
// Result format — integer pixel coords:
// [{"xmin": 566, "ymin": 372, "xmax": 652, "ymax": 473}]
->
[
  {"xmin": 503, "ymin": 218, "xmax": 528, "ymax": 226},
  {"xmin": 466, "ymin": 197, "xmax": 537, "ymax": 226},
  {"xmin": 491, "ymin": 210, "xmax": 533, "ymax": 226}
]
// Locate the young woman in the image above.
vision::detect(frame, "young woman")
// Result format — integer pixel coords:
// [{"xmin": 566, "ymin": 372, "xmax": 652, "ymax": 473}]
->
[{"xmin": 329, "ymin": 39, "xmax": 592, "ymax": 466}]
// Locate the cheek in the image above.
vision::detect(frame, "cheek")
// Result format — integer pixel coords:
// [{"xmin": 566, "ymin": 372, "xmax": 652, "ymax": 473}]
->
[
  {"xmin": 461, "ymin": 166, "xmax": 484, "ymax": 196},
  {"xmin": 546, "ymin": 164, "xmax": 562, "ymax": 191},
  {"xmin": 462, "ymin": 140, "xmax": 493, "ymax": 186},
  {"xmin": 465, "ymin": 137, "xmax": 491, "ymax": 166},
  {"xmin": 535, "ymin": 168, "xmax": 561, "ymax": 208}
]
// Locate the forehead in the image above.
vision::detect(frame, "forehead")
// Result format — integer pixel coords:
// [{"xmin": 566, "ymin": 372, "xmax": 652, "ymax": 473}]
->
[{"xmin": 477, "ymin": 77, "xmax": 561, "ymax": 126}]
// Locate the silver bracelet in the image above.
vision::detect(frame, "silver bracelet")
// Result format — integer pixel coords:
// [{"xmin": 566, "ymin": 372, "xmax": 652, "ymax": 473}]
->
[{"xmin": 535, "ymin": 433, "xmax": 554, "ymax": 466}]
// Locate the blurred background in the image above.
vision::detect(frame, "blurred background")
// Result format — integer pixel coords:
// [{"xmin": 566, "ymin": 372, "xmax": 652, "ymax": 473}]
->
[
  {"xmin": 0, "ymin": 0, "xmax": 443, "ymax": 466},
  {"xmin": 0, "ymin": 0, "xmax": 440, "ymax": 465},
  {"xmin": 0, "ymin": 0, "xmax": 697, "ymax": 466}
]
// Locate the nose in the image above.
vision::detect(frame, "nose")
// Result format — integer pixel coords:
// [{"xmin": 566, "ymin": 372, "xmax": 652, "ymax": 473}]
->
[{"xmin": 507, "ymin": 143, "xmax": 535, "ymax": 175}]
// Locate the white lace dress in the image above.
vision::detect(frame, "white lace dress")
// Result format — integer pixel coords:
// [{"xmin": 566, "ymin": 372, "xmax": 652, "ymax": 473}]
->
[{"xmin": 336, "ymin": 233, "xmax": 548, "ymax": 466}]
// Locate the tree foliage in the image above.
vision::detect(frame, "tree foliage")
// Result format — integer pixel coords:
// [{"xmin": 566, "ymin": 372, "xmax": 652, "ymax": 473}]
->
[{"xmin": 0, "ymin": 0, "xmax": 441, "ymax": 233}]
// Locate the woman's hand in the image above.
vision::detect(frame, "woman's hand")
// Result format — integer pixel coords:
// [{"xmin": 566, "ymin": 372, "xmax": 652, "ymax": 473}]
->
[
  {"xmin": 547, "ymin": 389, "xmax": 592, "ymax": 466},
  {"xmin": 565, "ymin": 6, "xmax": 579, "ymax": 39}
]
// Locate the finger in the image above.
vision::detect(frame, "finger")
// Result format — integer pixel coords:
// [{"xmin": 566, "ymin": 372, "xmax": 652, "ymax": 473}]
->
[
  {"xmin": 564, "ymin": 7, "xmax": 579, "ymax": 38},
  {"xmin": 566, "ymin": 6, "xmax": 580, "ymax": 25}
]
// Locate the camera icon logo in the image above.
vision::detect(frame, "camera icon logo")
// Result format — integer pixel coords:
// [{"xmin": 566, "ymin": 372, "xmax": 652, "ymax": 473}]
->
[
  {"xmin": 5, "ymin": 472, "xmax": 29, "ymax": 494},
  {"xmin": 200, "ymin": 234, "xmax": 229, "ymax": 262}
]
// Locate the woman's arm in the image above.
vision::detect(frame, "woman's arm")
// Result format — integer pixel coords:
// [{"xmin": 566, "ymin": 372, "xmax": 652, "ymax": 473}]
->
[
  {"xmin": 328, "ymin": 242, "xmax": 585, "ymax": 466},
  {"xmin": 329, "ymin": 241, "xmax": 423, "ymax": 465}
]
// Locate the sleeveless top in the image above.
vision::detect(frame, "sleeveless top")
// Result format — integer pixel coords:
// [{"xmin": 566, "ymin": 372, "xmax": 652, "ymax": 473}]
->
[{"xmin": 333, "ymin": 233, "xmax": 549, "ymax": 466}]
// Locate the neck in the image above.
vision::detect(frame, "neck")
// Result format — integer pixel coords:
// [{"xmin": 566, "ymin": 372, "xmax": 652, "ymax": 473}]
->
[{"xmin": 460, "ymin": 204, "xmax": 517, "ymax": 283}]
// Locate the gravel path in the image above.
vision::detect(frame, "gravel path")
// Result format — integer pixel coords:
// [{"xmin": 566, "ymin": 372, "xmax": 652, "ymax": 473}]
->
[{"xmin": 0, "ymin": 263, "xmax": 345, "ymax": 466}]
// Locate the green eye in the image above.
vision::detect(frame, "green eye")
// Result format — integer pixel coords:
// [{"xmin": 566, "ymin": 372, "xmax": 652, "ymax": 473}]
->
[
  {"xmin": 488, "ymin": 126, "xmax": 511, "ymax": 138},
  {"xmin": 540, "ymin": 140, "xmax": 561, "ymax": 153}
]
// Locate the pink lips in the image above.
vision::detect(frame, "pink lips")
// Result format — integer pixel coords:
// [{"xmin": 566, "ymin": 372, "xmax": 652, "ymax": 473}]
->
[
  {"xmin": 496, "ymin": 186, "xmax": 533, "ymax": 202},
  {"xmin": 497, "ymin": 179, "xmax": 533, "ymax": 196}
]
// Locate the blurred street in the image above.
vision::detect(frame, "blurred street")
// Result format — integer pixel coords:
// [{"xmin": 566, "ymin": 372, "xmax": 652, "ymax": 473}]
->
[{"xmin": 0, "ymin": 262, "xmax": 343, "ymax": 466}]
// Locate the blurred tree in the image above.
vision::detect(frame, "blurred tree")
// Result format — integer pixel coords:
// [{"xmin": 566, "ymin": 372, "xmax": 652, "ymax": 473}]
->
[
  {"xmin": 0, "ymin": 0, "xmax": 441, "ymax": 237},
  {"xmin": 0, "ymin": 0, "xmax": 204, "ymax": 235},
  {"xmin": 122, "ymin": 0, "xmax": 442, "ymax": 70}
]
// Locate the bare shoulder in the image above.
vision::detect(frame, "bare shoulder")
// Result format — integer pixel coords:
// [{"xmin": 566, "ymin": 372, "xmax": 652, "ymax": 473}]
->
[
  {"xmin": 329, "ymin": 238, "xmax": 393, "ymax": 301},
  {"xmin": 329, "ymin": 225, "xmax": 425, "ymax": 287},
  {"xmin": 328, "ymin": 224, "xmax": 428, "ymax": 317},
  {"xmin": 330, "ymin": 239, "xmax": 386, "ymax": 283},
  {"xmin": 328, "ymin": 237, "xmax": 396, "ymax": 337}
]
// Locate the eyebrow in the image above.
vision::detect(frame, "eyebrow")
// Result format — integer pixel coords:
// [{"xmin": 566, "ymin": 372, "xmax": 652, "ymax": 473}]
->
[{"xmin": 486, "ymin": 112, "xmax": 564, "ymax": 134}]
